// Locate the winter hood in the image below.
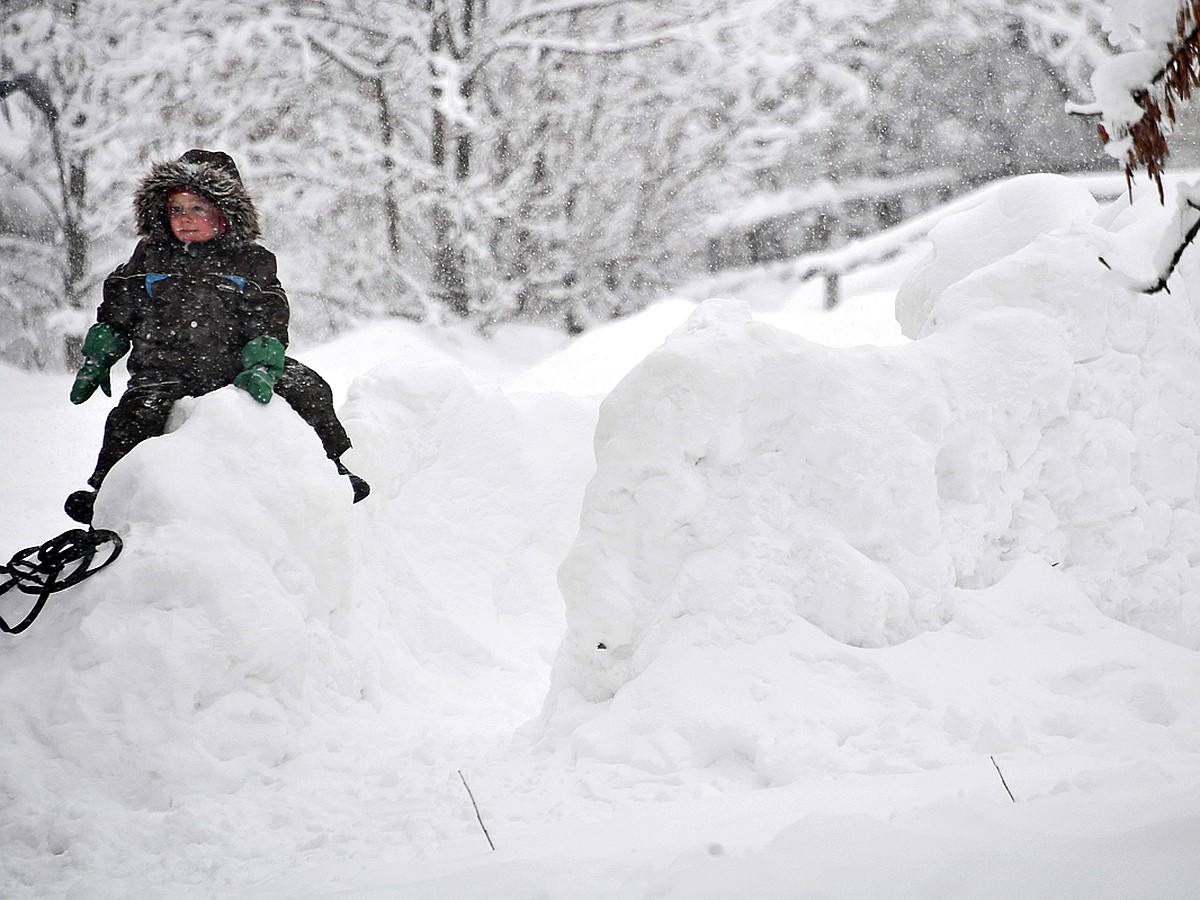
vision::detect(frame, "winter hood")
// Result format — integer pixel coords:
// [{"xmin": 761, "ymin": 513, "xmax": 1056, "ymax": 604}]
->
[{"xmin": 133, "ymin": 149, "xmax": 261, "ymax": 246}]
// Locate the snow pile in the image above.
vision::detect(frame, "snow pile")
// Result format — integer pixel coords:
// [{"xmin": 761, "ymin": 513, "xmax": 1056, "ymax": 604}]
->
[
  {"xmin": 0, "ymin": 356, "xmax": 592, "ymax": 895},
  {"xmin": 542, "ymin": 173, "xmax": 1200, "ymax": 787},
  {"xmin": 901, "ymin": 174, "xmax": 1200, "ymax": 643},
  {"xmin": 0, "ymin": 389, "xmax": 396, "ymax": 888}
]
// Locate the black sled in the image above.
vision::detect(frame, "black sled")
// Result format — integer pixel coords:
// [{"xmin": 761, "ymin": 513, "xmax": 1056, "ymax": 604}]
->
[{"xmin": 0, "ymin": 528, "xmax": 122, "ymax": 635}]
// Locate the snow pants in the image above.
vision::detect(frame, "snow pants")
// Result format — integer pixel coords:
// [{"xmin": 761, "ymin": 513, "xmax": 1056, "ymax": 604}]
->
[{"xmin": 87, "ymin": 358, "xmax": 352, "ymax": 489}]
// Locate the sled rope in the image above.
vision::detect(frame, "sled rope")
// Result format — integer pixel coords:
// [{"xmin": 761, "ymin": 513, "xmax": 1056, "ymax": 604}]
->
[{"xmin": 0, "ymin": 528, "xmax": 122, "ymax": 634}]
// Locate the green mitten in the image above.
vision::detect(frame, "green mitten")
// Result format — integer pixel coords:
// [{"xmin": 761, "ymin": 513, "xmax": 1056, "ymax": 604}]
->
[
  {"xmin": 70, "ymin": 323, "xmax": 130, "ymax": 404},
  {"xmin": 70, "ymin": 361, "xmax": 112, "ymax": 404},
  {"xmin": 233, "ymin": 336, "xmax": 285, "ymax": 404}
]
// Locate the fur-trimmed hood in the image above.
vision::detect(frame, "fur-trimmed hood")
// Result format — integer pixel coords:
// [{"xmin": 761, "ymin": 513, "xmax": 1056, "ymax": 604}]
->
[{"xmin": 133, "ymin": 149, "xmax": 261, "ymax": 245}]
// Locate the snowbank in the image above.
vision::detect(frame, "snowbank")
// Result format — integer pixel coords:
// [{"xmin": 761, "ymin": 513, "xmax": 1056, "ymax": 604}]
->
[
  {"xmin": 0, "ymin": 389, "xmax": 398, "ymax": 892},
  {"xmin": 542, "ymin": 173, "xmax": 1200, "ymax": 789},
  {"xmin": 901, "ymin": 175, "xmax": 1200, "ymax": 644},
  {"xmin": 0, "ymin": 356, "xmax": 593, "ymax": 896}
]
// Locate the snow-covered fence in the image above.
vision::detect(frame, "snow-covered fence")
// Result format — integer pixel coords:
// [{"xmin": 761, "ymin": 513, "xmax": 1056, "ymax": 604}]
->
[
  {"xmin": 704, "ymin": 170, "xmax": 959, "ymax": 280},
  {"xmin": 687, "ymin": 170, "xmax": 1193, "ymax": 309}
]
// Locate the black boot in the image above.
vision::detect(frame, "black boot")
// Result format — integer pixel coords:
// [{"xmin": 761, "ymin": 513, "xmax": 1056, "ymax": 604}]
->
[
  {"xmin": 65, "ymin": 489, "xmax": 97, "ymax": 525},
  {"xmin": 334, "ymin": 459, "xmax": 370, "ymax": 503}
]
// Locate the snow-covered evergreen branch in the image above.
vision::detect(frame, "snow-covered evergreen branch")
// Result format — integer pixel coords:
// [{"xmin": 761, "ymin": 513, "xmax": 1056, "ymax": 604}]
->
[{"xmin": 1091, "ymin": 0, "xmax": 1200, "ymax": 197}]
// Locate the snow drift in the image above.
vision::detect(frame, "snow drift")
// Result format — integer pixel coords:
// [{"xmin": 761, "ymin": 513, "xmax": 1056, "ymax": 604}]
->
[
  {"xmin": 0, "ymin": 357, "xmax": 591, "ymax": 895},
  {"xmin": 899, "ymin": 174, "xmax": 1200, "ymax": 643},
  {"xmin": 543, "ymin": 173, "xmax": 1200, "ymax": 785},
  {"xmin": 0, "ymin": 389, "xmax": 399, "ymax": 889}
]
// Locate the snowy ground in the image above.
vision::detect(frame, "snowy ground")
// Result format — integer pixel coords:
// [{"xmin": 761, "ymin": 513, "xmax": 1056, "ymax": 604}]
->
[{"xmin": 2, "ymin": 174, "xmax": 1200, "ymax": 898}]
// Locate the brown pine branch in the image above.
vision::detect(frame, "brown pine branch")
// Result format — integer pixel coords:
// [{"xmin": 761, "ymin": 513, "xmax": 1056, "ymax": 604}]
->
[{"xmin": 1101, "ymin": 2, "xmax": 1200, "ymax": 201}]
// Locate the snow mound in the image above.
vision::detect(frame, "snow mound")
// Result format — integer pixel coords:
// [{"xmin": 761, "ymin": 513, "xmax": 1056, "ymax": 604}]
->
[
  {"xmin": 542, "ymin": 173, "xmax": 1200, "ymax": 786},
  {"xmin": 0, "ymin": 388, "xmax": 399, "ymax": 890},
  {"xmin": 895, "ymin": 173, "xmax": 1098, "ymax": 339},
  {"xmin": 908, "ymin": 177, "xmax": 1200, "ymax": 642},
  {"xmin": 0, "ymin": 364, "xmax": 589, "ymax": 895},
  {"xmin": 43, "ymin": 388, "xmax": 385, "ymax": 733},
  {"xmin": 556, "ymin": 300, "xmax": 1071, "ymax": 667}
]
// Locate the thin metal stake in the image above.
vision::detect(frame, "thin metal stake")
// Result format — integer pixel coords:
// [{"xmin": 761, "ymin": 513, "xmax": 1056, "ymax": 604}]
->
[
  {"xmin": 990, "ymin": 755, "xmax": 1016, "ymax": 803},
  {"xmin": 458, "ymin": 769, "xmax": 496, "ymax": 850}
]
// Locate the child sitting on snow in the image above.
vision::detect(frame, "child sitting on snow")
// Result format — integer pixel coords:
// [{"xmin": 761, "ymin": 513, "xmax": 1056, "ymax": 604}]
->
[{"xmin": 65, "ymin": 149, "xmax": 368, "ymax": 524}]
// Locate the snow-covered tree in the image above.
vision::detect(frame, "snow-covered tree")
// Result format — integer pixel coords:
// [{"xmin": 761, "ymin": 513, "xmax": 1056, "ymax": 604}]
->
[
  {"xmin": 0, "ymin": 0, "xmax": 1135, "ymax": 367},
  {"xmin": 700, "ymin": 0, "xmax": 1111, "ymax": 265},
  {"xmin": 471, "ymin": 2, "xmax": 733, "ymax": 328},
  {"xmin": 0, "ymin": 0, "xmax": 166, "ymax": 367},
  {"xmin": 1075, "ymin": 0, "xmax": 1200, "ymax": 292},
  {"xmin": 1087, "ymin": 0, "xmax": 1200, "ymax": 194},
  {"xmin": 402, "ymin": 0, "xmax": 727, "ymax": 327},
  {"xmin": 134, "ymin": 0, "xmax": 723, "ymax": 330}
]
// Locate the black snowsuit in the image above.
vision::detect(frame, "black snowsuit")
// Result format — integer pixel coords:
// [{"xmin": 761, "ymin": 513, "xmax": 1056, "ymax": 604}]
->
[{"xmin": 84, "ymin": 152, "xmax": 351, "ymax": 489}]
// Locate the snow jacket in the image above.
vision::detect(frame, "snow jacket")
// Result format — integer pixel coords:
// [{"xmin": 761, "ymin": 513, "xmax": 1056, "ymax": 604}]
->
[{"xmin": 97, "ymin": 151, "xmax": 290, "ymax": 390}]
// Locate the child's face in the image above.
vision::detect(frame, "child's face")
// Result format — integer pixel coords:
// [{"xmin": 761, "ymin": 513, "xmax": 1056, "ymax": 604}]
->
[{"xmin": 168, "ymin": 190, "xmax": 224, "ymax": 243}]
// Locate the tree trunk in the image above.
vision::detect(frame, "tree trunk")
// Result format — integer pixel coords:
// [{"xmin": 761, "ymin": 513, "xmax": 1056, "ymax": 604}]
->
[
  {"xmin": 61, "ymin": 143, "xmax": 88, "ymax": 309},
  {"xmin": 371, "ymin": 75, "xmax": 401, "ymax": 258},
  {"xmin": 1, "ymin": 74, "xmax": 88, "ymax": 310},
  {"xmin": 430, "ymin": 6, "xmax": 469, "ymax": 316}
]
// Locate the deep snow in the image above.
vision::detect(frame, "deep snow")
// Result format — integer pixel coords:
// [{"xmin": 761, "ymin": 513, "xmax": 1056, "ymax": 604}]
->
[{"xmin": 2, "ymin": 174, "xmax": 1199, "ymax": 899}]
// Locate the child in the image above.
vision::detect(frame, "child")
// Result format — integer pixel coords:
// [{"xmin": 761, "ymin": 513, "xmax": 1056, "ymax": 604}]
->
[{"xmin": 65, "ymin": 149, "xmax": 368, "ymax": 524}]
